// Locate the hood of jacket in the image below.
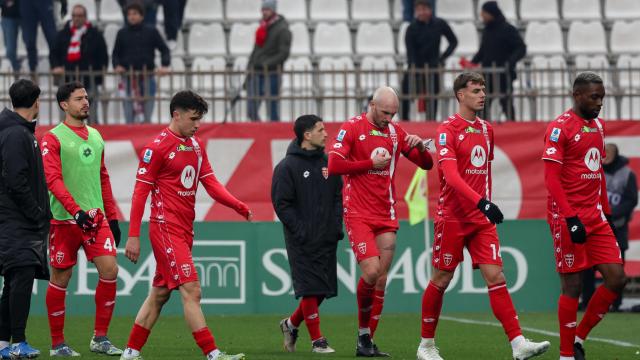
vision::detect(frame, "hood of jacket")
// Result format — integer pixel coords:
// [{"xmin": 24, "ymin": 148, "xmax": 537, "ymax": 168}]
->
[
  {"xmin": 604, "ymin": 154, "xmax": 629, "ymax": 174},
  {"xmin": 0, "ymin": 108, "xmax": 35, "ymax": 134}
]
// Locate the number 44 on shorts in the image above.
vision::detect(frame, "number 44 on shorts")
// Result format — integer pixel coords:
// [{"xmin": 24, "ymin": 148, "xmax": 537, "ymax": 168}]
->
[{"xmin": 104, "ymin": 238, "xmax": 114, "ymax": 252}]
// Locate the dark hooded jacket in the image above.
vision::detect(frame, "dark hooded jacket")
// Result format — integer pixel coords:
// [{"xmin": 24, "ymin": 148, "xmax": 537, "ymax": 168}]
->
[
  {"xmin": 472, "ymin": 1, "xmax": 526, "ymax": 80},
  {"xmin": 271, "ymin": 140, "xmax": 343, "ymax": 298},
  {"xmin": 604, "ymin": 155, "xmax": 638, "ymax": 251},
  {"xmin": 248, "ymin": 15, "xmax": 292, "ymax": 71},
  {"xmin": 0, "ymin": 108, "xmax": 50, "ymax": 279}
]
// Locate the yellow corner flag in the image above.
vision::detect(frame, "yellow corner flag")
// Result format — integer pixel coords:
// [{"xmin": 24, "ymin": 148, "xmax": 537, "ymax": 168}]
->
[{"xmin": 404, "ymin": 168, "xmax": 428, "ymax": 225}]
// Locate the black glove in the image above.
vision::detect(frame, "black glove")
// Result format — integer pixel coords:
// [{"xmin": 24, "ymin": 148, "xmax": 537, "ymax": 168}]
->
[
  {"xmin": 566, "ymin": 216, "xmax": 587, "ymax": 244},
  {"xmin": 109, "ymin": 219, "xmax": 121, "ymax": 247},
  {"xmin": 477, "ymin": 198, "xmax": 504, "ymax": 224},
  {"xmin": 60, "ymin": 0, "xmax": 68, "ymax": 18},
  {"xmin": 74, "ymin": 210, "xmax": 95, "ymax": 231},
  {"xmin": 605, "ymin": 214, "xmax": 617, "ymax": 237}
]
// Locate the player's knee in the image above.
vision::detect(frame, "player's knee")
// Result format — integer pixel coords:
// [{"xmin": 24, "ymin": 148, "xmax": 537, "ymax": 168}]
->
[
  {"xmin": 362, "ymin": 267, "xmax": 381, "ymax": 283},
  {"xmin": 483, "ymin": 271, "xmax": 506, "ymax": 287},
  {"xmin": 431, "ymin": 270, "xmax": 454, "ymax": 289},
  {"xmin": 153, "ymin": 289, "xmax": 171, "ymax": 306},
  {"xmin": 607, "ymin": 273, "xmax": 627, "ymax": 293},
  {"xmin": 375, "ymin": 274, "xmax": 388, "ymax": 289},
  {"xmin": 181, "ymin": 282, "xmax": 202, "ymax": 303},
  {"xmin": 51, "ymin": 267, "xmax": 73, "ymax": 287},
  {"xmin": 99, "ymin": 264, "xmax": 118, "ymax": 280}
]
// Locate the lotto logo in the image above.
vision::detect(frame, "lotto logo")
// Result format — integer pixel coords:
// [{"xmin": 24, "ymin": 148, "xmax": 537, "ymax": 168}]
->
[{"xmin": 545, "ymin": 147, "xmax": 557, "ymax": 155}]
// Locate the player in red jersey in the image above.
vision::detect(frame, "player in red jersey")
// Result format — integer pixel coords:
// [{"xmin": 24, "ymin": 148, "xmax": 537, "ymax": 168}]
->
[
  {"xmin": 328, "ymin": 86, "xmax": 433, "ymax": 357},
  {"xmin": 120, "ymin": 91, "xmax": 251, "ymax": 360},
  {"xmin": 542, "ymin": 72, "xmax": 626, "ymax": 360},
  {"xmin": 416, "ymin": 73, "xmax": 549, "ymax": 360}
]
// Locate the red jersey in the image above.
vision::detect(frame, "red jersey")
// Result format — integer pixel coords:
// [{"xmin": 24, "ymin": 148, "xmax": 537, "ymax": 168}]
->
[
  {"xmin": 542, "ymin": 109, "xmax": 607, "ymax": 225},
  {"xmin": 329, "ymin": 113, "xmax": 412, "ymax": 220},
  {"xmin": 435, "ymin": 114, "xmax": 494, "ymax": 223}
]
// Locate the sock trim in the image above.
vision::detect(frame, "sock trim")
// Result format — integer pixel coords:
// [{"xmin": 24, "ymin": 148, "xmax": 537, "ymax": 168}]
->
[{"xmin": 48, "ymin": 282, "xmax": 67, "ymax": 291}]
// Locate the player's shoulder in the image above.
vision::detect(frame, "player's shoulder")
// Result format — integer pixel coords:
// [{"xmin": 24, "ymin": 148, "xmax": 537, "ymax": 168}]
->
[
  {"xmin": 144, "ymin": 129, "xmax": 173, "ymax": 150},
  {"xmin": 437, "ymin": 115, "xmax": 460, "ymax": 132},
  {"xmin": 547, "ymin": 111, "xmax": 574, "ymax": 130}
]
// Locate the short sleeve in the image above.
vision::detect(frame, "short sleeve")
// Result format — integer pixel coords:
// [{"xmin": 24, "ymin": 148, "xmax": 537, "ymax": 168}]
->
[
  {"xmin": 541, "ymin": 123, "xmax": 566, "ymax": 163},
  {"xmin": 328, "ymin": 121, "xmax": 354, "ymax": 159},
  {"xmin": 135, "ymin": 145, "xmax": 164, "ymax": 184},
  {"xmin": 435, "ymin": 126, "xmax": 456, "ymax": 162}
]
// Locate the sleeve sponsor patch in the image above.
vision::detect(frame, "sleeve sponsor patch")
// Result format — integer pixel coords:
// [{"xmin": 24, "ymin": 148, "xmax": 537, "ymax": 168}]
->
[
  {"xmin": 438, "ymin": 133, "xmax": 447, "ymax": 145},
  {"xmin": 337, "ymin": 129, "xmax": 346, "ymax": 142},
  {"xmin": 549, "ymin": 127, "xmax": 561, "ymax": 142},
  {"xmin": 143, "ymin": 149, "xmax": 153, "ymax": 163}
]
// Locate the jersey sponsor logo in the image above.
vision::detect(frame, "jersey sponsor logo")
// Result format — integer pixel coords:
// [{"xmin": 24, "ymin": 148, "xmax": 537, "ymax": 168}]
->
[
  {"xmin": 177, "ymin": 190, "xmax": 196, "ymax": 196},
  {"xmin": 333, "ymin": 143, "xmax": 342, "ymax": 149},
  {"xmin": 564, "ymin": 253, "xmax": 574, "ymax": 268},
  {"xmin": 368, "ymin": 169, "xmax": 390, "ymax": 176},
  {"xmin": 370, "ymin": 147, "xmax": 390, "ymax": 159},
  {"xmin": 584, "ymin": 147, "xmax": 601, "ymax": 172},
  {"xmin": 439, "ymin": 133, "xmax": 447, "ymax": 145},
  {"xmin": 581, "ymin": 126, "xmax": 598, "ymax": 133},
  {"xmin": 470, "ymin": 145, "xmax": 486, "ymax": 168},
  {"xmin": 439, "ymin": 148, "xmax": 448, "ymax": 156},
  {"xmin": 303, "ymin": 170, "xmax": 310, "ymax": 178},
  {"xmin": 181, "ymin": 165, "xmax": 196, "ymax": 189},
  {"xmin": 545, "ymin": 147, "xmax": 557, "ymax": 155},
  {"xmin": 337, "ymin": 129, "xmax": 347, "ymax": 142},
  {"xmin": 465, "ymin": 126, "xmax": 481, "ymax": 134},
  {"xmin": 137, "ymin": 167, "xmax": 148, "ymax": 175},
  {"xmin": 465, "ymin": 168, "xmax": 488, "ymax": 175},
  {"xmin": 357, "ymin": 242, "xmax": 367, "ymax": 254},
  {"xmin": 143, "ymin": 149, "xmax": 153, "ymax": 163},
  {"xmin": 177, "ymin": 144, "xmax": 194, "ymax": 152},
  {"xmin": 369, "ymin": 129, "xmax": 388, "ymax": 137},
  {"xmin": 181, "ymin": 263, "xmax": 192, "ymax": 277},
  {"xmin": 443, "ymin": 253, "xmax": 453, "ymax": 266},
  {"xmin": 322, "ymin": 167, "xmax": 329, "ymax": 179},
  {"xmin": 550, "ymin": 127, "xmax": 561, "ymax": 142},
  {"xmin": 581, "ymin": 172, "xmax": 601, "ymax": 180}
]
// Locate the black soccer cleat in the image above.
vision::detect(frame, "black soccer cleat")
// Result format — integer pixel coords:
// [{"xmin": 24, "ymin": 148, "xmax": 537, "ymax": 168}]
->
[
  {"xmin": 356, "ymin": 333, "xmax": 375, "ymax": 357},
  {"xmin": 372, "ymin": 343, "xmax": 390, "ymax": 357},
  {"xmin": 574, "ymin": 342, "xmax": 586, "ymax": 360}
]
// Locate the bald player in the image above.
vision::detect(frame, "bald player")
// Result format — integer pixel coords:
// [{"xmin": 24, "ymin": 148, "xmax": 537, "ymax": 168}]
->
[{"xmin": 327, "ymin": 86, "xmax": 433, "ymax": 357}]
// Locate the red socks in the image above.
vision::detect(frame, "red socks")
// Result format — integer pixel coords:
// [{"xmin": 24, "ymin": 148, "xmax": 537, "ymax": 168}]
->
[
  {"xmin": 488, "ymin": 282, "xmax": 522, "ymax": 341},
  {"xmin": 94, "ymin": 278, "xmax": 117, "ymax": 337},
  {"xmin": 558, "ymin": 295, "xmax": 579, "ymax": 357},
  {"xmin": 127, "ymin": 323, "xmax": 151, "ymax": 351},
  {"xmin": 301, "ymin": 297, "xmax": 322, "ymax": 341},
  {"xmin": 421, "ymin": 281, "xmax": 444, "ymax": 338},
  {"xmin": 290, "ymin": 303, "xmax": 304, "ymax": 328},
  {"xmin": 576, "ymin": 286, "xmax": 618, "ymax": 340},
  {"xmin": 46, "ymin": 282, "xmax": 67, "ymax": 347},
  {"xmin": 193, "ymin": 327, "xmax": 217, "ymax": 355},
  {"xmin": 357, "ymin": 277, "xmax": 375, "ymax": 330},
  {"xmin": 370, "ymin": 290, "xmax": 385, "ymax": 338}
]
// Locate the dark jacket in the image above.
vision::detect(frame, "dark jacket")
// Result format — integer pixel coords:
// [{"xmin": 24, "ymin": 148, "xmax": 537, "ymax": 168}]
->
[
  {"xmin": 0, "ymin": 108, "xmax": 50, "ymax": 279},
  {"xmin": 248, "ymin": 15, "xmax": 292, "ymax": 71},
  {"xmin": 0, "ymin": 0, "xmax": 19, "ymax": 18},
  {"xmin": 471, "ymin": 7, "xmax": 526, "ymax": 80},
  {"xmin": 604, "ymin": 155, "xmax": 638, "ymax": 251},
  {"xmin": 112, "ymin": 23, "xmax": 170, "ymax": 71},
  {"xmin": 405, "ymin": 16, "xmax": 457, "ymax": 68},
  {"xmin": 271, "ymin": 140, "xmax": 343, "ymax": 298},
  {"xmin": 50, "ymin": 21, "xmax": 109, "ymax": 86}
]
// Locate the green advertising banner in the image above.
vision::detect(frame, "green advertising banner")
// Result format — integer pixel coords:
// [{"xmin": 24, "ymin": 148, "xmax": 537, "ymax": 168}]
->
[{"xmin": 16, "ymin": 220, "xmax": 560, "ymax": 316}]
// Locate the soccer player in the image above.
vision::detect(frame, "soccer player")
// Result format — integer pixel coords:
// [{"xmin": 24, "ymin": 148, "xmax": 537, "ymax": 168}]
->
[
  {"xmin": 42, "ymin": 82, "xmax": 122, "ymax": 356},
  {"xmin": 328, "ymin": 86, "xmax": 433, "ymax": 357},
  {"xmin": 416, "ymin": 72, "xmax": 550, "ymax": 360},
  {"xmin": 120, "ymin": 90, "xmax": 251, "ymax": 360},
  {"xmin": 542, "ymin": 72, "xmax": 627, "ymax": 360}
]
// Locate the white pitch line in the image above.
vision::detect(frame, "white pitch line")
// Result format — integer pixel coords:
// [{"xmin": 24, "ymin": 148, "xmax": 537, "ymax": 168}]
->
[{"xmin": 440, "ymin": 316, "xmax": 639, "ymax": 348}]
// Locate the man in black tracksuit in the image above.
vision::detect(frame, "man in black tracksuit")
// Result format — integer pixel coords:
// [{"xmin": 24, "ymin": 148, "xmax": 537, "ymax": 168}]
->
[
  {"xmin": 0, "ymin": 79, "xmax": 50, "ymax": 358},
  {"xmin": 272, "ymin": 115, "xmax": 343, "ymax": 354}
]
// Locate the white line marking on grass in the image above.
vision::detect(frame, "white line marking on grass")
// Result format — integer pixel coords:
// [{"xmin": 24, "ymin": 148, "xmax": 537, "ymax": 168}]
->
[{"xmin": 440, "ymin": 316, "xmax": 639, "ymax": 348}]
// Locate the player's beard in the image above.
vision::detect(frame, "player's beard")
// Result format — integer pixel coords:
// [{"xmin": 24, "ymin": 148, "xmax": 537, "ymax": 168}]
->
[{"xmin": 74, "ymin": 109, "xmax": 90, "ymax": 121}]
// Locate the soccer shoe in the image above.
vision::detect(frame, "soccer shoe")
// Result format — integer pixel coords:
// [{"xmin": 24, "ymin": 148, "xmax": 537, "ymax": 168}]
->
[
  {"xmin": 0, "ymin": 346, "xmax": 11, "ymax": 360},
  {"xmin": 90, "ymin": 337, "xmax": 124, "ymax": 356},
  {"xmin": 416, "ymin": 344, "xmax": 444, "ymax": 360},
  {"xmin": 573, "ymin": 343, "xmax": 586, "ymax": 360},
  {"xmin": 372, "ymin": 343, "xmax": 391, "ymax": 357},
  {"xmin": 209, "ymin": 353, "xmax": 246, "ymax": 360},
  {"xmin": 9, "ymin": 342, "xmax": 40, "ymax": 358},
  {"xmin": 49, "ymin": 343, "xmax": 81, "ymax": 357},
  {"xmin": 312, "ymin": 338, "xmax": 336, "ymax": 354},
  {"xmin": 119, "ymin": 349, "xmax": 143, "ymax": 360},
  {"xmin": 356, "ymin": 333, "xmax": 375, "ymax": 357},
  {"xmin": 279, "ymin": 318, "xmax": 298, "ymax": 352},
  {"xmin": 512, "ymin": 339, "xmax": 550, "ymax": 360}
]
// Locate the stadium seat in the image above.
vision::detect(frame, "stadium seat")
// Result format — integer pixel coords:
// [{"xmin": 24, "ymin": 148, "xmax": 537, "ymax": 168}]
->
[
  {"xmin": 313, "ymin": 22, "xmax": 352, "ymax": 55},
  {"xmin": 605, "ymin": 0, "xmax": 640, "ymax": 19},
  {"xmin": 562, "ymin": 0, "xmax": 600, "ymax": 20},
  {"xmin": 229, "ymin": 23, "xmax": 259, "ymax": 55},
  {"xmin": 446, "ymin": 21, "xmax": 478, "ymax": 55},
  {"xmin": 351, "ymin": 0, "xmax": 390, "ymax": 21},
  {"xmin": 281, "ymin": 57, "xmax": 315, "ymax": 122},
  {"xmin": 610, "ymin": 21, "xmax": 640, "ymax": 53},
  {"xmin": 616, "ymin": 55, "xmax": 640, "ymax": 89},
  {"xmin": 524, "ymin": 21, "xmax": 564, "ymax": 54},
  {"xmin": 158, "ymin": 26, "xmax": 185, "ymax": 55},
  {"xmin": 530, "ymin": 55, "xmax": 569, "ymax": 89},
  {"xmin": 184, "ymin": 0, "xmax": 223, "ymax": 21},
  {"xmin": 226, "ymin": 0, "xmax": 261, "ymax": 21},
  {"xmin": 282, "ymin": 56, "xmax": 313, "ymax": 90},
  {"xmin": 620, "ymin": 96, "xmax": 640, "ymax": 119},
  {"xmin": 397, "ymin": 22, "xmax": 409, "ymax": 55},
  {"xmin": 188, "ymin": 23, "xmax": 226, "ymax": 56},
  {"xmin": 289, "ymin": 22, "xmax": 310, "ymax": 56},
  {"xmin": 355, "ymin": 22, "xmax": 394, "ymax": 55},
  {"xmin": 567, "ymin": 21, "xmax": 607, "ymax": 54},
  {"xmin": 438, "ymin": 0, "xmax": 474, "ymax": 20},
  {"xmin": 158, "ymin": 56, "xmax": 186, "ymax": 93},
  {"xmin": 393, "ymin": 0, "xmax": 403, "ymax": 20},
  {"xmin": 520, "ymin": 0, "xmax": 559, "ymax": 20},
  {"xmin": 476, "ymin": 0, "xmax": 517, "ymax": 22},
  {"xmin": 310, "ymin": 0, "xmax": 348, "ymax": 21},
  {"xmin": 360, "ymin": 56, "xmax": 399, "ymax": 91},
  {"xmin": 442, "ymin": 55, "xmax": 462, "ymax": 90},
  {"xmin": 575, "ymin": 54, "xmax": 611, "ymax": 85},
  {"xmin": 103, "ymin": 24, "xmax": 120, "ymax": 55},
  {"xmin": 191, "ymin": 56, "xmax": 227, "ymax": 93},
  {"xmin": 318, "ymin": 56, "xmax": 356, "ymax": 91},
  {"xmin": 279, "ymin": 0, "xmax": 307, "ymax": 20},
  {"xmin": 99, "ymin": 0, "xmax": 122, "ymax": 22}
]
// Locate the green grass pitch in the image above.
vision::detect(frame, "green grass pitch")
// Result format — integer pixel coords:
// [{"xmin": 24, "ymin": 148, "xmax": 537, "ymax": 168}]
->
[{"xmin": 24, "ymin": 312, "xmax": 639, "ymax": 359}]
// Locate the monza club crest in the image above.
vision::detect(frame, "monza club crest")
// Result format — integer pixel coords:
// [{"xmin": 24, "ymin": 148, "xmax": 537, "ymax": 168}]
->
[
  {"xmin": 181, "ymin": 263, "xmax": 192, "ymax": 277},
  {"xmin": 55, "ymin": 251, "xmax": 64, "ymax": 264},
  {"xmin": 564, "ymin": 254, "xmax": 574, "ymax": 268},
  {"xmin": 357, "ymin": 242, "xmax": 367, "ymax": 255},
  {"xmin": 322, "ymin": 167, "xmax": 329, "ymax": 179},
  {"xmin": 443, "ymin": 253, "xmax": 453, "ymax": 266}
]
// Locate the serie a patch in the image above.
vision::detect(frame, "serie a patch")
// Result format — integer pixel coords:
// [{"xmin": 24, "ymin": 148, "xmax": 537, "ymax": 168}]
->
[{"xmin": 549, "ymin": 127, "xmax": 561, "ymax": 142}]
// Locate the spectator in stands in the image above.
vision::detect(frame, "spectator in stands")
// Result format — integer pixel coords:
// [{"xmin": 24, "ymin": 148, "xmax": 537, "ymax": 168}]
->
[
  {"xmin": 582, "ymin": 143, "xmax": 638, "ymax": 312},
  {"xmin": 402, "ymin": 0, "xmax": 436, "ymax": 22},
  {"xmin": 50, "ymin": 4, "xmax": 108, "ymax": 123},
  {"xmin": 461, "ymin": 1, "xmax": 525, "ymax": 121},
  {"xmin": 246, "ymin": 0, "xmax": 292, "ymax": 122},
  {"xmin": 116, "ymin": 0, "xmax": 186, "ymax": 51},
  {"xmin": 112, "ymin": 1, "xmax": 170, "ymax": 124},
  {"xmin": 401, "ymin": 0, "xmax": 456, "ymax": 121},
  {"xmin": 1, "ymin": 0, "xmax": 21, "ymax": 72},
  {"xmin": 20, "ymin": 0, "xmax": 64, "ymax": 72}
]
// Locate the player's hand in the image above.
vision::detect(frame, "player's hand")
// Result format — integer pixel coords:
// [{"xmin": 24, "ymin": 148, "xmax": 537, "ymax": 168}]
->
[
  {"xmin": 566, "ymin": 216, "xmax": 587, "ymax": 244},
  {"xmin": 114, "ymin": 65, "xmax": 126, "ymax": 74},
  {"xmin": 109, "ymin": 220, "xmax": 121, "ymax": 247},
  {"xmin": 246, "ymin": 210, "xmax": 253, "ymax": 222},
  {"xmin": 372, "ymin": 152, "xmax": 391, "ymax": 169},
  {"xmin": 125, "ymin": 236, "xmax": 141, "ymax": 264},
  {"xmin": 605, "ymin": 214, "xmax": 617, "ymax": 237},
  {"xmin": 422, "ymin": 138, "xmax": 434, "ymax": 152},
  {"xmin": 74, "ymin": 210, "xmax": 96, "ymax": 231},
  {"xmin": 156, "ymin": 67, "xmax": 170, "ymax": 76},
  {"xmin": 404, "ymin": 134, "xmax": 424, "ymax": 150},
  {"xmin": 477, "ymin": 198, "xmax": 504, "ymax": 224}
]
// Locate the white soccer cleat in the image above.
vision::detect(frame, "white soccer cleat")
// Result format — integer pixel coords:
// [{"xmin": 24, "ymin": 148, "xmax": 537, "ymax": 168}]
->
[
  {"xmin": 512, "ymin": 339, "xmax": 550, "ymax": 360},
  {"xmin": 279, "ymin": 318, "xmax": 298, "ymax": 352},
  {"xmin": 416, "ymin": 344, "xmax": 444, "ymax": 360},
  {"xmin": 311, "ymin": 338, "xmax": 335, "ymax": 354}
]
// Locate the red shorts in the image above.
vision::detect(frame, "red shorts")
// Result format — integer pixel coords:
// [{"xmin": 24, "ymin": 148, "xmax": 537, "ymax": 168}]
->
[
  {"xmin": 344, "ymin": 217, "xmax": 399, "ymax": 262},
  {"xmin": 549, "ymin": 219, "xmax": 622, "ymax": 273},
  {"xmin": 149, "ymin": 222, "xmax": 199, "ymax": 290},
  {"xmin": 432, "ymin": 220, "xmax": 502, "ymax": 271},
  {"xmin": 49, "ymin": 221, "xmax": 116, "ymax": 268}
]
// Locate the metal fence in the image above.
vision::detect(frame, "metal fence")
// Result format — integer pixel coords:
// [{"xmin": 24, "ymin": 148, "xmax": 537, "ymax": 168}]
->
[{"xmin": 0, "ymin": 65, "xmax": 638, "ymax": 125}]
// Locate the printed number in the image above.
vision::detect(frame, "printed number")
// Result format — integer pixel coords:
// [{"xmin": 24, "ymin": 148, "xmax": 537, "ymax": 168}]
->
[
  {"xmin": 490, "ymin": 243, "xmax": 501, "ymax": 260},
  {"xmin": 104, "ymin": 238, "xmax": 113, "ymax": 252}
]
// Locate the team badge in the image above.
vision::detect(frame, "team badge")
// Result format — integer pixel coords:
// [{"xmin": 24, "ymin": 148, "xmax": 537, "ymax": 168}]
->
[
  {"xmin": 564, "ymin": 254, "xmax": 574, "ymax": 268},
  {"xmin": 443, "ymin": 253, "xmax": 453, "ymax": 266},
  {"xmin": 550, "ymin": 127, "xmax": 561, "ymax": 142},
  {"xmin": 337, "ymin": 129, "xmax": 347, "ymax": 142},
  {"xmin": 181, "ymin": 264, "xmax": 192, "ymax": 277},
  {"xmin": 56, "ymin": 251, "xmax": 64, "ymax": 264},
  {"xmin": 357, "ymin": 242, "xmax": 367, "ymax": 254},
  {"xmin": 322, "ymin": 167, "xmax": 329, "ymax": 179}
]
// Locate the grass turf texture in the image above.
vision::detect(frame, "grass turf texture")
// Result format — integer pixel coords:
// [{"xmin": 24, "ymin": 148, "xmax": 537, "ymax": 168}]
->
[{"xmin": 23, "ymin": 313, "xmax": 639, "ymax": 359}]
